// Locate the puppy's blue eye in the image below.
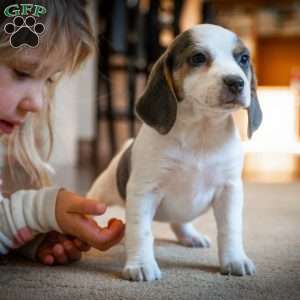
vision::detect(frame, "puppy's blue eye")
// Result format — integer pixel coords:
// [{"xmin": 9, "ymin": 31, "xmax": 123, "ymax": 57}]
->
[
  {"xmin": 189, "ymin": 53, "xmax": 206, "ymax": 66},
  {"xmin": 240, "ymin": 54, "xmax": 249, "ymax": 66}
]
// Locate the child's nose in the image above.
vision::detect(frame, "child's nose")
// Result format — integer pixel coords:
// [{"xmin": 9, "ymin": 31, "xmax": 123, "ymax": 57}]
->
[
  {"xmin": 19, "ymin": 96, "xmax": 43, "ymax": 113},
  {"xmin": 18, "ymin": 84, "xmax": 44, "ymax": 113}
]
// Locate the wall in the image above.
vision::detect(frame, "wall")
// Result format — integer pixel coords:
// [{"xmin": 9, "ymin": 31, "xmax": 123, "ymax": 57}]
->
[{"xmin": 50, "ymin": 3, "xmax": 97, "ymax": 166}]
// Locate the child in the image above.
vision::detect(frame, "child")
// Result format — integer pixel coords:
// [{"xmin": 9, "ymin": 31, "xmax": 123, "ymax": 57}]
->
[{"xmin": 0, "ymin": 0, "xmax": 125, "ymax": 265}]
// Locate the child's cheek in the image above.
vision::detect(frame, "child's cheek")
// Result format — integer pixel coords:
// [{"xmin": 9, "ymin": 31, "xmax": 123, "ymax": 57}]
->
[{"xmin": 0, "ymin": 93, "xmax": 13, "ymax": 117}]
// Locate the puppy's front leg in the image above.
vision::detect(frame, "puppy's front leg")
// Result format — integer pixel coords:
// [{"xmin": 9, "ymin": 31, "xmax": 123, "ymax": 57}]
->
[
  {"xmin": 123, "ymin": 191, "xmax": 161, "ymax": 281},
  {"xmin": 213, "ymin": 180, "xmax": 256, "ymax": 276}
]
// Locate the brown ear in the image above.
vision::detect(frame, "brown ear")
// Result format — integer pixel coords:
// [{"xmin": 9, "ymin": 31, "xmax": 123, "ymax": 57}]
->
[
  {"xmin": 247, "ymin": 65, "xmax": 263, "ymax": 138},
  {"xmin": 136, "ymin": 53, "xmax": 178, "ymax": 135}
]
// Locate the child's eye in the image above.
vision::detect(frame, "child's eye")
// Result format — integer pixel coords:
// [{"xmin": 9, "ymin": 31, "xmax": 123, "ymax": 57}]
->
[{"xmin": 14, "ymin": 69, "xmax": 31, "ymax": 80}]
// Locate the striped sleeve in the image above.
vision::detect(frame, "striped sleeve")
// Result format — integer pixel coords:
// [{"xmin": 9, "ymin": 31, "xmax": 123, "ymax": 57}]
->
[{"xmin": 0, "ymin": 187, "xmax": 63, "ymax": 255}]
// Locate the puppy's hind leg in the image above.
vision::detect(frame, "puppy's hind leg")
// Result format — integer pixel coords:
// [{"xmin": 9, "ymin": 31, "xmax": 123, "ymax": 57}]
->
[{"xmin": 171, "ymin": 222, "xmax": 211, "ymax": 248}]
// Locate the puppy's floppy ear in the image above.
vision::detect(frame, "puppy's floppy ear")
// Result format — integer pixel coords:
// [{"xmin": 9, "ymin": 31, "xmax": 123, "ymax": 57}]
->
[
  {"xmin": 136, "ymin": 52, "xmax": 179, "ymax": 135},
  {"xmin": 247, "ymin": 65, "xmax": 263, "ymax": 138}
]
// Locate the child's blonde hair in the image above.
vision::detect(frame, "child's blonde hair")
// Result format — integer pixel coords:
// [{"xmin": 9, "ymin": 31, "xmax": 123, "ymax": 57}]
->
[{"xmin": 0, "ymin": 0, "xmax": 95, "ymax": 188}]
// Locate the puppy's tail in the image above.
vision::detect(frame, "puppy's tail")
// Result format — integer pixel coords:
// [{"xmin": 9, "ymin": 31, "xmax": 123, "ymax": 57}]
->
[
  {"xmin": 119, "ymin": 138, "xmax": 134, "ymax": 154},
  {"xmin": 86, "ymin": 138, "xmax": 134, "ymax": 206}
]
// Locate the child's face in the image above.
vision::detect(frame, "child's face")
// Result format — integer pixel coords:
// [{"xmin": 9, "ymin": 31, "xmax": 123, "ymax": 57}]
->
[{"xmin": 0, "ymin": 50, "xmax": 61, "ymax": 135}]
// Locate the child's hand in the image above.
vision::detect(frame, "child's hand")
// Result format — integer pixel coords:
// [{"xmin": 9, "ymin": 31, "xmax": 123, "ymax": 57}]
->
[
  {"xmin": 36, "ymin": 231, "xmax": 91, "ymax": 265},
  {"xmin": 55, "ymin": 190, "xmax": 125, "ymax": 251}
]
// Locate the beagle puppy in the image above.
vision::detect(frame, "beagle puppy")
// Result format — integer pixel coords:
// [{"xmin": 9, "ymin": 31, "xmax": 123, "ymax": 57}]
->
[{"xmin": 87, "ymin": 24, "xmax": 262, "ymax": 281}]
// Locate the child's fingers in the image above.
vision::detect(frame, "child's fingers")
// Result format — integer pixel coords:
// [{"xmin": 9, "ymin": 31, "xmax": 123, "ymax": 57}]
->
[
  {"xmin": 43, "ymin": 255, "xmax": 55, "ymax": 265},
  {"xmin": 71, "ymin": 217, "xmax": 125, "ymax": 251},
  {"xmin": 95, "ymin": 219, "xmax": 125, "ymax": 251},
  {"xmin": 37, "ymin": 249, "xmax": 55, "ymax": 265},
  {"xmin": 96, "ymin": 223, "xmax": 125, "ymax": 251},
  {"xmin": 63, "ymin": 240, "xmax": 82, "ymax": 261},
  {"xmin": 73, "ymin": 238, "xmax": 91, "ymax": 252},
  {"xmin": 36, "ymin": 238, "xmax": 56, "ymax": 265},
  {"xmin": 93, "ymin": 219, "xmax": 125, "ymax": 250},
  {"xmin": 52, "ymin": 244, "xmax": 68, "ymax": 264},
  {"xmin": 68, "ymin": 197, "xmax": 107, "ymax": 215}
]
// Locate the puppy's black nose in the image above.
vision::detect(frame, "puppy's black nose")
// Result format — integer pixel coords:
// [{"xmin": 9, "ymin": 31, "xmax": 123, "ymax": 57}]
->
[{"xmin": 223, "ymin": 75, "xmax": 244, "ymax": 94}]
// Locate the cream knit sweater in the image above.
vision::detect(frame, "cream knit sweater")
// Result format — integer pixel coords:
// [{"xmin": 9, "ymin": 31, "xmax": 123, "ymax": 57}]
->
[
  {"xmin": 0, "ymin": 187, "xmax": 62, "ymax": 256},
  {"xmin": 0, "ymin": 144, "xmax": 63, "ymax": 259}
]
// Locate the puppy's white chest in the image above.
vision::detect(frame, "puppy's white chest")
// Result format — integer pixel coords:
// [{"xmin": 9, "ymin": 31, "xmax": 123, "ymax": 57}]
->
[{"xmin": 154, "ymin": 158, "xmax": 219, "ymax": 222}]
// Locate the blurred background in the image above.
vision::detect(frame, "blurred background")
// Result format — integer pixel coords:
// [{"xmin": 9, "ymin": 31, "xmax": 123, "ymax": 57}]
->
[{"xmin": 49, "ymin": 0, "xmax": 300, "ymax": 191}]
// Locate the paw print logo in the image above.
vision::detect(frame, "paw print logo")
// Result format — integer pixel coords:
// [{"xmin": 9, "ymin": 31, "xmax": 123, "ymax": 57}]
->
[{"xmin": 4, "ymin": 16, "xmax": 45, "ymax": 48}]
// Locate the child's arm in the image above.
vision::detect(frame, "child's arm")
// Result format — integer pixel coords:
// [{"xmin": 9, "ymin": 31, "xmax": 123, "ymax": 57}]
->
[
  {"xmin": 0, "ymin": 187, "xmax": 62, "ymax": 255},
  {"xmin": 0, "ymin": 188, "xmax": 125, "ymax": 257}
]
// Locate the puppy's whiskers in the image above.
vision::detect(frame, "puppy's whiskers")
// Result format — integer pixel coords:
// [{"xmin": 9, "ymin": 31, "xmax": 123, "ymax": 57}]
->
[{"xmin": 187, "ymin": 95, "xmax": 239, "ymax": 114}]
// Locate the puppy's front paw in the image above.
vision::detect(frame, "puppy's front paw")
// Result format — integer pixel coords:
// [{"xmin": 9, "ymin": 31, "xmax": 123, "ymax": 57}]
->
[
  {"xmin": 178, "ymin": 232, "xmax": 211, "ymax": 248},
  {"xmin": 221, "ymin": 256, "xmax": 256, "ymax": 276},
  {"xmin": 123, "ymin": 259, "xmax": 162, "ymax": 281}
]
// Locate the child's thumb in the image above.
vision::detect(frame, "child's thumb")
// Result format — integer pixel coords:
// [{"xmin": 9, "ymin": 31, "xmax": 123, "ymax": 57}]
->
[{"xmin": 69, "ymin": 198, "xmax": 107, "ymax": 215}]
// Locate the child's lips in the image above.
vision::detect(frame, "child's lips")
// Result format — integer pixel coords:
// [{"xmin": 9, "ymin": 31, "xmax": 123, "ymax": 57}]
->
[{"xmin": 0, "ymin": 120, "xmax": 18, "ymax": 134}]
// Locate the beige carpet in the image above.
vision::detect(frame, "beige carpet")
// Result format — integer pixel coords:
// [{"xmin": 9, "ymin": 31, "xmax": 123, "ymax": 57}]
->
[{"xmin": 1, "ymin": 182, "xmax": 300, "ymax": 300}]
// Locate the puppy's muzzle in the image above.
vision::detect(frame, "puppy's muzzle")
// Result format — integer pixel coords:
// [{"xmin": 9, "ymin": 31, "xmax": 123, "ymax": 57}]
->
[
  {"xmin": 223, "ymin": 75, "xmax": 244, "ymax": 95},
  {"xmin": 221, "ymin": 75, "xmax": 245, "ymax": 107}
]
